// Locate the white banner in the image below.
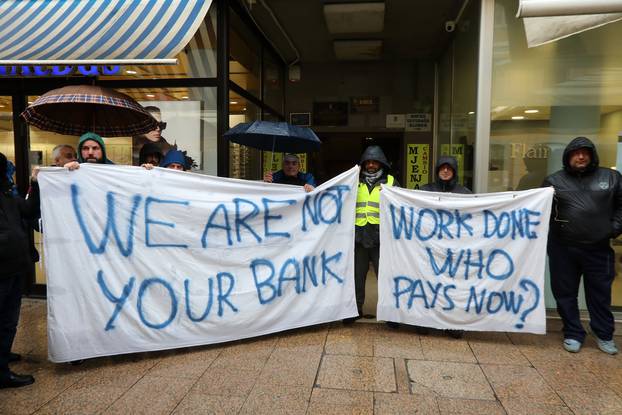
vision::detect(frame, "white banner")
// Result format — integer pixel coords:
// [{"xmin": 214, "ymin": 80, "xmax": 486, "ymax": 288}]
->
[
  {"xmin": 378, "ymin": 187, "xmax": 553, "ymax": 334},
  {"xmin": 39, "ymin": 165, "xmax": 359, "ymax": 362}
]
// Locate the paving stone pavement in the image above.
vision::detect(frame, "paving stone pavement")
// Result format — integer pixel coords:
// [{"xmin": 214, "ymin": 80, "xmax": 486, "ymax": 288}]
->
[{"xmin": 2, "ymin": 299, "xmax": 622, "ymax": 414}]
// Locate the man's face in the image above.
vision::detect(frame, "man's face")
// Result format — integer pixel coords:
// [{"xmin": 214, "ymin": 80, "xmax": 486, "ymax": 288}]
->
[
  {"xmin": 55, "ymin": 147, "xmax": 76, "ymax": 166},
  {"xmin": 167, "ymin": 163, "xmax": 184, "ymax": 171},
  {"xmin": 438, "ymin": 164, "xmax": 454, "ymax": 181},
  {"xmin": 568, "ymin": 148, "xmax": 591, "ymax": 171},
  {"xmin": 282, "ymin": 158, "xmax": 300, "ymax": 177},
  {"xmin": 144, "ymin": 153, "xmax": 161, "ymax": 165},
  {"xmin": 81, "ymin": 140, "xmax": 103, "ymax": 163},
  {"xmin": 144, "ymin": 111, "xmax": 163, "ymax": 142},
  {"xmin": 364, "ymin": 160, "xmax": 381, "ymax": 173}
]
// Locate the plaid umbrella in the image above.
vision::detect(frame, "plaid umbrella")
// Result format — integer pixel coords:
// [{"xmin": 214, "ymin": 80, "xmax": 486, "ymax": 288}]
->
[
  {"xmin": 224, "ymin": 121, "xmax": 321, "ymax": 153},
  {"xmin": 20, "ymin": 85, "xmax": 158, "ymax": 137}
]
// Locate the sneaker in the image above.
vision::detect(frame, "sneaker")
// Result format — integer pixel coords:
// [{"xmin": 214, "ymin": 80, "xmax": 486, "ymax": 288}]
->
[
  {"xmin": 563, "ymin": 338, "xmax": 582, "ymax": 353},
  {"xmin": 595, "ymin": 337, "xmax": 618, "ymax": 355}
]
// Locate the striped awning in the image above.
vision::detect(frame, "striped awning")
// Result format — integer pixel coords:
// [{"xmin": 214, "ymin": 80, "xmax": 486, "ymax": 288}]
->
[{"xmin": 0, "ymin": 0, "xmax": 213, "ymax": 66}]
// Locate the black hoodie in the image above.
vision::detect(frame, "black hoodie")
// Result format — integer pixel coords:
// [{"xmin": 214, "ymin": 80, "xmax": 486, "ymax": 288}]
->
[
  {"xmin": 542, "ymin": 136, "xmax": 622, "ymax": 245},
  {"xmin": 0, "ymin": 153, "xmax": 40, "ymax": 279},
  {"xmin": 421, "ymin": 155, "xmax": 472, "ymax": 194}
]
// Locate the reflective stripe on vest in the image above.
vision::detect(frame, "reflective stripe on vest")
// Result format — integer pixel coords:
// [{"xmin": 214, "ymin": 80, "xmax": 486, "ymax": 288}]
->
[{"xmin": 355, "ymin": 175, "xmax": 394, "ymax": 226}]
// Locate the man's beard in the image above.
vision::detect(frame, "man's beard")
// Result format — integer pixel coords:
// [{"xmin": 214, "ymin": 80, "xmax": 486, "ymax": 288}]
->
[{"xmin": 85, "ymin": 158, "xmax": 101, "ymax": 163}]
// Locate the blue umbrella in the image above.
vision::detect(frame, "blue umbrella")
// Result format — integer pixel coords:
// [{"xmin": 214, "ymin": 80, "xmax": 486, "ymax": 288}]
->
[{"xmin": 224, "ymin": 121, "xmax": 321, "ymax": 154}]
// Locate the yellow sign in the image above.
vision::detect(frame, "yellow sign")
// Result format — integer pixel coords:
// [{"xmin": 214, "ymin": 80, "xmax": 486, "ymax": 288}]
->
[
  {"xmin": 262, "ymin": 152, "xmax": 307, "ymax": 174},
  {"xmin": 406, "ymin": 144, "xmax": 429, "ymax": 189},
  {"xmin": 441, "ymin": 144, "xmax": 464, "ymax": 184}
]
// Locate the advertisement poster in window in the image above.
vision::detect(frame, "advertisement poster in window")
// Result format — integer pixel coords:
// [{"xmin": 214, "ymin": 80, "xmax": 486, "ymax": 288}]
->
[
  {"xmin": 406, "ymin": 144, "xmax": 429, "ymax": 189},
  {"xmin": 133, "ymin": 101, "xmax": 201, "ymax": 169}
]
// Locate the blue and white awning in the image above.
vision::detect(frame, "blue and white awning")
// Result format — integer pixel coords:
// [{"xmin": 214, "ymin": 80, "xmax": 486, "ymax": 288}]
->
[{"xmin": 0, "ymin": 0, "xmax": 213, "ymax": 65}]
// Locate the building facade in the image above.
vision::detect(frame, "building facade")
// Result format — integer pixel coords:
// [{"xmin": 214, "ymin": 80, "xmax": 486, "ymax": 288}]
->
[{"xmin": 1, "ymin": 0, "xmax": 621, "ymax": 312}]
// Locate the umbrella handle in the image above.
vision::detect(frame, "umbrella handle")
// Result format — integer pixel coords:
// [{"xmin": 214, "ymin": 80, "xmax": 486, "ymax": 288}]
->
[{"xmin": 270, "ymin": 137, "xmax": 276, "ymax": 167}]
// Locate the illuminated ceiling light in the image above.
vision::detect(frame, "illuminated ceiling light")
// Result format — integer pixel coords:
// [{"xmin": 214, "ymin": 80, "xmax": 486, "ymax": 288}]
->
[
  {"xmin": 0, "ymin": 104, "xmax": 5, "ymax": 108},
  {"xmin": 27, "ymin": 101, "xmax": 33, "ymax": 104},
  {"xmin": 181, "ymin": 96, "xmax": 189, "ymax": 99},
  {"xmin": 511, "ymin": 116, "xmax": 525, "ymax": 120},
  {"xmin": 230, "ymin": 100, "xmax": 238, "ymax": 104},
  {"xmin": 146, "ymin": 94, "xmax": 155, "ymax": 98},
  {"xmin": 468, "ymin": 111, "xmax": 475, "ymax": 115},
  {"xmin": 125, "ymin": 70, "xmax": 137, "ymax": 74},
  {"xmin": 243, "ymin": 107, "xmax": 247, "ymax": 111},
  {"xmin": 524, "ymin": 109, "xmax": 539, "ymax": 113}
]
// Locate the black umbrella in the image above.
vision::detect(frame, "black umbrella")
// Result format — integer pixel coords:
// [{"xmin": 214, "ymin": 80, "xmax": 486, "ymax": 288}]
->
[{"xmin": 223, "ymin": 121, "xmax": 321, "ymax": 154}]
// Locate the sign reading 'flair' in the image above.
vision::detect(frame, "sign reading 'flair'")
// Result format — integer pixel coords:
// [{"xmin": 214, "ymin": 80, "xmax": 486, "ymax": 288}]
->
[
  {"xmin": 377, "ymin": 186, "xmax": 553, "ymax": 334},
  {"xmin": 39, "ymin": 165, "xmax": 358, "ymax": 362}
]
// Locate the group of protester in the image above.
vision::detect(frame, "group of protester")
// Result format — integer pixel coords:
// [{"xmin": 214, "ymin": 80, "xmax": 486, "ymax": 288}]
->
[{"xmin": 1, "ymin": 135, "xmax": 620, "ymax": 390}]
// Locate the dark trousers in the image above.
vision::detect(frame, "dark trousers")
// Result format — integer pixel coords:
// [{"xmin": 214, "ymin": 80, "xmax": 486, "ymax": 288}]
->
[
  {"xmin": 354, "ymin": 243, "xmax": 379, "ymax": 315},
  {"xmin": 0, "ymin": 274, "xmax": 22, "ymax": 378},
  {"xmin": 548, "ymin": 240, "xmax": 615, "ymax": 342}
]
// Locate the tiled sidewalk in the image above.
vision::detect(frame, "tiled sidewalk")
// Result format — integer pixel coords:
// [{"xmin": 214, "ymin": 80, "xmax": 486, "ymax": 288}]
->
[{"xmin": 2, "ymin": 299, "xmax": 622, "ymax": 414}]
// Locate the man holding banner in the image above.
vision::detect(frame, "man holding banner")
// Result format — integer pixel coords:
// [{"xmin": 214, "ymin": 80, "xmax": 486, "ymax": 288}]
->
[
  {"xmin": 263, "ymin": 154, "xmax": 316, "ymax": 192},
  {"xmin": 347, "ymin": 145, "xmax": 397, "ymax": 324},
  {"xmin": 543, "ymin": 137, "xmax": 622, "ymax": 355}
]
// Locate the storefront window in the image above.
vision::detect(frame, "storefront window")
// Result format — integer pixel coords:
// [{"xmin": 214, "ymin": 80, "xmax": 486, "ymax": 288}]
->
[
  {"xmin": 0, "ymin": 97, "xmax": 13, "ymax": 163},
  {"xmin": 490, "ymin": 0, "xmax": 622, "ymax": 308},
  {"xmin": 436, "ymin": 1, "xmax": 479, "ymax": 190},
  {"xmin": 229, "ymin": 8, "xmax": 261, "ymax": 99},
  {"xmin": 228, "ymin": 91, "xmax": 260, "ymax": 179},
  {"xmin": 118, "ymin": 88, "xmax": 218, "ymax": 174}
]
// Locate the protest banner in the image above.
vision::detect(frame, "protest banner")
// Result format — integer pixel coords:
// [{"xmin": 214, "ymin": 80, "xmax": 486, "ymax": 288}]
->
[
  {"xmin": 377, "ymin": 186, "xmax": 553, "ymax": 334},
  {"xmin": 39, "ymin": 165, "xmax": 359, "ymax": 362}
]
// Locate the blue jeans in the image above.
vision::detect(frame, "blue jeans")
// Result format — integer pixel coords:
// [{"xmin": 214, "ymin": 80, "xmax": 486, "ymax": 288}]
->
[
  {"xmin": 548, "ymin": 239, "xmax": 615, "ymax": 343},
  {"xmin": 0, "ymin": 275, "xmax": 22, "ymax": 378}
]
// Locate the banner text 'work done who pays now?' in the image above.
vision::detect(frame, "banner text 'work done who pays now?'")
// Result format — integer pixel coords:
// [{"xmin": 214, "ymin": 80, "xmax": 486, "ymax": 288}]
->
[{"xmin": 378, "ymin": 186, "xmax": 553, "ymax": 334}]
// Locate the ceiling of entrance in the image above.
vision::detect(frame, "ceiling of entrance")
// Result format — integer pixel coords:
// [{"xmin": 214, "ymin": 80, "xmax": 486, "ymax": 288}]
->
[{"xmin": 244, "ymin": 0, "xmax": 465, "ymax": 63}]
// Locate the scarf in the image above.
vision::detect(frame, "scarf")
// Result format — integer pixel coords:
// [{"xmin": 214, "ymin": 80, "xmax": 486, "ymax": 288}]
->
[{"xmin": 362, "ymin": 168, "xmax": 384, "ymax": 186}]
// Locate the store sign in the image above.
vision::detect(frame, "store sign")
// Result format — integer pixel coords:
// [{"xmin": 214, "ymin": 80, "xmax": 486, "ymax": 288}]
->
[
  {"xmin": 510, "ymin": 143, "xmax": 550, "ymax": 159},
  {"xmin": 0, "ymin": 65, "xmax": 120, "ymax": 77},
  {"xmin": 405, "ymin": 113, "xmax": 432, "ymax": 132},
  {"xmin": 406, "ymin": 144, "xmax": 429, "ymax": 189}
]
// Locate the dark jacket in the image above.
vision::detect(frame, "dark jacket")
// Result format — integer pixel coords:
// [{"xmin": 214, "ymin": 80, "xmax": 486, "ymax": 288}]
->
[
  {"xmin": 272, "ymin": 170, "xmax": 316, "ymax": 187},
  {"xmin": 356, "ymin": 145, "xmax": 399, "ymax": 248},
  {"xmin": 421, "ymin": 155, "xmax": 472, "ymax": 194},
  {"xmin": 542, "ymin": 136, "xmax": 622, "ymax": 245},
  {"xmin": 0, "ymin": 183, "xmax": 40, "ymax": 279}
]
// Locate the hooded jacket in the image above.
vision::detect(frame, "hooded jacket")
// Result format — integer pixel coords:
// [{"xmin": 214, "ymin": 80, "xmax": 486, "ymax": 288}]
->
[
  {"xmin": 421, "ymin": 155, "xmax": 472, "ymax": 194},
  {"xmin": 77, "ymin": 132, "xmax": 114, "ymax": 164},
  {"xmin": 542, "ymin": 136, "xmax": 622, "ymax": 245},
  {"xmin": 0, "ymin": 153, "xmax": 40, "ymax": 279},
  {"xmin": 356, "ymin": 145, "xmax": 398, "ymax": 247}
]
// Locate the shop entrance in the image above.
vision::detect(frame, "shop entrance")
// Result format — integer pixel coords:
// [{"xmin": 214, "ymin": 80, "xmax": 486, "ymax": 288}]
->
[{"xmin": 312, "ymin": 132, "xmax": 403, "ymax": 185}]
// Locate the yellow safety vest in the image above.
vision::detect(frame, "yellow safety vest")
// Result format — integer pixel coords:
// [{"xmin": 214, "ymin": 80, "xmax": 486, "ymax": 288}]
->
[{"xmin": 356, "ymin": 175, "xmax": 394, "ymax": 226}]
